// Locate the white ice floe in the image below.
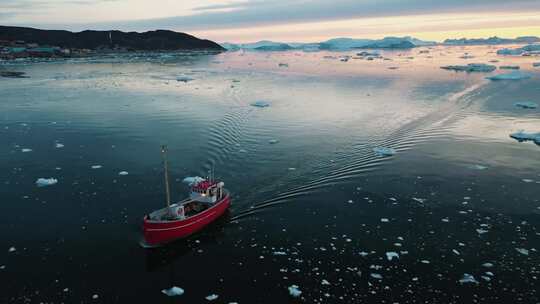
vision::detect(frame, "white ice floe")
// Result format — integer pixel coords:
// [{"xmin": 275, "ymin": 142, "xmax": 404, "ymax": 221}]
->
[
  {"xmin": 486, "ymin": 71, "xmax": 532, "ymax": 81},
  {"xmin": 55, "ymin": 143, "xmax": 64, "ymax": 148},
  {"xmin": 321, "ymin": 279, "xmax": 331, "ymax": 285},
  {"xmin": 359, "ymin": 251, "xmax": 369, "ymax": 257},
  {"xmin": 250, "ymin": 100, "xmax": 270, "ymax": 108},
  {"xmin": 176, "ymin": 76, "xmax": 194, "ymax": 82},
  {"xmin": 482, "ymin": 262, "xmax": 494, "ymax": 268},
  {"xmin": 373, "ymin": 147, "xmax": 396, "ymax": 157},
  {"xmin": 470, "ymin": 164, "xmax": 488, "ymax": 170},
  {"xmin": 118, "ymin": 171, "xmax": 129, "ymax": 176},
  {"xmin": 499, "ymin": 65, "xmax": 520, "ymax": 70},
  {"xmin": 440, "ymin": 63, "xmax": 496, "ymax": 73},
  {"xmin": 476, "ymin": 229, "xmax": 489, "ymax": 234},
  {"xmin": 514, "ymin": 101, "xmax": 538, "ymax": 109},
  {"xmin": 21, "ymin": 148, "xmax": 32, "ymax": 153},
  {"xmin": 268, "ymin": 139, "xmax": 279, "ymax": 144},
  {"xmin": 386, "ymin": 252, "xmax": 399, "ymax": 261},
  {"xmin": 452, "ymin": 249, "xmax": 460, "ymax": 255},
  {"xmin": 380, "ymin": 218, "xmax": 389, "ymax": 222},
  {"xmin": 91, "ymin": 165, "xmax": 102, "ymax": 169},
  {"xmin": 515, "ymin": 248, "xmax": 529, "ymax": 255},
  {"xmin": 509, "ymin": 131, "xmax": 540, "ymax": 144},
  {"xmin": 36, "ymin": 178, "xmax": 58, "ymax": 187},
  {"xmin": 288, "ymin": 285, "xmax": 302, "ymax": 297},
  {"xmin": 273, "ymin": 251, "xmax": 287, "ymax": 255},
  {"xmin": 161, "ymin": 286, "xmax": 184, "ymax": 297},
  {"xmin": 370, "ymin": 273, "xmax": 383, "ymax": 279},
  {"xmin": 182, "ymin": 176, "xmax": 205, "ymax": 185},
  {"xmin": 420, "ymin": 260, "xmax": 430, "ymax": 264},
  {"xmin": 8, "ymin": 246, "xmax": 16, "ymax": 252},
  {"xmin": 459, "ymin": 273, "xmax": 479, "ymax": 284},
  {"xmin": 92, "ymin": 294, "xmax": 99, "ymax": 299},
  {"xmin": 205, "ymin": 294, "xmax": 219, "ymax": 301}
]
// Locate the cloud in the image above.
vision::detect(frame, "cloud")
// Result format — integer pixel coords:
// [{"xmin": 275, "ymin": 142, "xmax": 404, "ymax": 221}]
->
[{"xmin": 93, "ymin": 0, "xmax": 540, "ymax": 32}]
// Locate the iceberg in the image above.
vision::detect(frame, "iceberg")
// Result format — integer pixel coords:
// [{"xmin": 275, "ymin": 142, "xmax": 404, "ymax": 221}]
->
[
  {"xmin": 118, "ymin": 171, "xmax": 129, "ymax": 176},
  {"xmin": 288, "ymin": 285, "xmax": 302, "ymax": 297},
  {"xmin": 459, "ymin": 273, "xmax": 479, "ymax": 284},
  {"xmin": 497, "ymin": 44, "xmax": 540, "ymax": 56},
  {"xmin": 8, "ymin": 246, "xmax": 16, "ymax": 252},
  {"xmin": 268, "ymin": 139, "xmax": 279, "ymax": 144},
  {"xmin": 370, "ymin": 273, "xmax": 383, "ymax": 279},
  {"xmin": 486, "ymin": 71, "xmax": 532, "ymax": 80},
  {"xmin": 499, "ymin": 65, "xmax": 520, "ymax": 70},
  {"xmin": 373, "ymin": 147, "xmax": 396, "ymax": 156},
  {"xmin": 205, "ymin": 294, "xmax": 219, "ymax": 301},
  {"xmin": 514, "ymin": 101, "xmax": 538, "ymax": 109},
  {"xmin": 386, "ymin": 252, "xmax": 399, "ymax": 261},
  {"xmin": 55, "ymin": 143, "xmax": 64, "ymax": 148},
  {"xmin": 182, "ymin": 176, "xmax": 205, "ymax": 185},
  {"xmin": 176, "ymin": 76, "xmax": 194, "ymax": 83},
  {"xmin": 250, "ymin": 100, "xmax": 270, "ymax": 108},
  {"xmin": 509, "ymin": 131, "xmax": 540, "ymax": 144},
  {"xmin": 515, "ymin": 248, "xmax": 529, "ymax": 255},
  {"xmin": 161, "ymin": 286, "xmax": 184, "ymax": 297},
  {"xmin": 36, "ymin": 178, "xmax": 58, "ymax": 187},
  {"xmin": 91, "ymin": 165, "xmax": 102, "ymax": 169},
  {"xmin": 440, "ymin": 63, "xmax": 496, "ymax": 73},
  {"xmin": 21, "ymin": 148, "xmax": 32, "ymax": 153}
]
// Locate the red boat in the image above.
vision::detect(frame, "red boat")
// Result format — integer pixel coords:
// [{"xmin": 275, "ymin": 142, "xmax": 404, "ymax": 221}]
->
[{"xmin": 143, "ymin": 146, "xmax": 231, "ymax": 246}]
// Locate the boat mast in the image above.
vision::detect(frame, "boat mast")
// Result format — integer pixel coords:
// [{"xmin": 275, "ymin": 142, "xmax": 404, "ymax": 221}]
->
[{"xmin": 161, "ymin": 145, "xmax": 171, "ymax": 208}]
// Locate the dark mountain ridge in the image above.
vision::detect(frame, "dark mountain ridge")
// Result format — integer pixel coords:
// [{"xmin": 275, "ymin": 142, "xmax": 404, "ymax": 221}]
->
[{"xmin": 0, "ymin": 26, "xmax": 224, "ymax": 51}]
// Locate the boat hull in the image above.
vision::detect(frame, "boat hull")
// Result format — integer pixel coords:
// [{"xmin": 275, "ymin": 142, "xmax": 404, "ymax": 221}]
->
[{"xmin": 143, "ymin": 194, "xmax": 231, "ymax": 246}]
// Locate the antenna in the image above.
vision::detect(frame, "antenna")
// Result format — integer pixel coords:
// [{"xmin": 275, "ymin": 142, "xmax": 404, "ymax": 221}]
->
[{"xmin": 161, "ymin": 145, "xmax": 171, "ymax": 208}]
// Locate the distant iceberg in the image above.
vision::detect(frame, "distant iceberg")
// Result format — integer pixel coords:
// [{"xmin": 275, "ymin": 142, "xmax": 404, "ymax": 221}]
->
[
  {"xmin": 445, "ymin": 36, "xmax": 540, "ymax": 45},
  {"xmin": 36, "ymin": 178, "xmax": 58, "ymax": 187},
  {"xmin": 222, "ymin": 36, "xmax": 435, "ymax": 52},
  {"xmin": 514, "ymin": 101, "xmax": 538, "ymax": 109},
  {"xmin": 373, "ymin": 147, "xmax": 396, "ymax": 156},
  {"xmin": 509, "ymin": 131, "xmax": 540, "ymax": 145},
  {"xmin": 497, "ymin": 44, "xmax": 540, "ymax": 56},
  {"xmin": 441, "ymin": 63, "xmax": 496, "ymax": 73},
  {"xmin": 161, "ymin": 286, "xmax": 184, "ymax": 297},
  {"xmin": 486, "ymin": 71, "xmax": 532, "ymax": 80},
  {"xmin": 250, "ymin": 100, "xmax": 270, "ymax": 108}
]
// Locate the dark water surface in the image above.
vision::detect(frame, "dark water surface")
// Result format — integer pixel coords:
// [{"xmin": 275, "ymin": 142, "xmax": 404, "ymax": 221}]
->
[{"xmin": 1, "ymin": 47, "xmax": 539, "ymax": 303}]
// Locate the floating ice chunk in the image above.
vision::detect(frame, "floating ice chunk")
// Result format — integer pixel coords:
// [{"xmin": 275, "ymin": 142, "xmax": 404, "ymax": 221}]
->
[
  {"xmin": 420, "ymin": 260, "xmax": 430, "ymax": 264},
  {"xmin": 486, "ymin": 71, "xmax": 532, "ymax": 80},
  {"xmin": 288, "ymin": 285, "xmax": 302, "ymax": 297},
  {"xmin": 509, "ymin": 131, "xmax": 540, "ymax": 144},
  {"xmin": 470, "ymin": 164, "xmax": 488, "ymax": 170},
  {"xmin": 441, "ymin": 63, "xmax": 496, "ymax": 72},
  {"xmin": 386, "ymin": 252, "xmax": 399, "ymax": 261},
  {"xmin": 373, "ymin": 147, "xmax": 396, "ymax": 157},
  {"xmin": 36, "ymin": 178, "xmax": 58, "ymax": 187},
  {"xmin": 522, "ymin": 179, "xmax": 534, "ymax": 183},
  {"xmin": 476, "ymin": 229, "xmax": 489, "ymax": 234},
  {"xmin": 459, "ymin": 273, "xmax": 479, "ymax": 284},
  {"xmin": 380, "ymin": 218, "xmax": 389, "ymax": 222},
  {"xmin": 182, "ymin": 176, "xmax": 205, "ymax": 185},
  {"xmin": 268, "ymin": 139, "xmax": 279, "ymax": 144},
  {"xmin": 161, "ymin": 286, "xmax": 184, "ymax": 297},
  {"xmin": 452, "ymin": 249, "xmax": 460, "ymax": 255},
  {"xmin": 250, "ymin": 100, "xmax": 270, "ymax": 108},
  {"xmin": 514, "ymin": 101, "xmax": 538, "ymax": 109},
  {"xmin": 321, "ymin": 279, "xmax": 330, "ymax": 285},
  {"xmin": 481, "ymin": 276, "xmax": 491, "ymax": 282},
  {"xmin": 176, "ymin": 76, "xmax": 194, "ymax": 82},
  {"xmin": 482, "ymin": 262, "xmax": 494, "ymax": 268},
  {"xmin": 359, "ymin": 251, "xmax": 369, "ymax": 257},
  {"xmin": 55, "ymin": 143, "xmax": 64, "ymax": 148},
  {"xmin": 21, "ymin": 148, "xmax": 32, "ymax": 153},
  {"xmin": 8, "ymin": 246, "xmax": 16, "ymax": 252},
  {"xmin": 92, "ymin": 294, "xmax": 99, "ymax": 299},
  {"xmin": 515, "ymin": 248, "xmax": 529, "ymax": 255},
  {"xmin": 91, "ymin": 165, "xmax": 102, "ymax": 169},
  {"xmin": 205, "ymin": 294, "xmax": 219, "ymax": 301},
  {"xmin": 370, "ymin": 273, "xmax": 383, "ymax": 279},
  {"xmin": 118, "ymin": 171, "xmax": 129, "ymax": 176},
  {"xmin": 499, "ymin": 65, "xmax": 520, "ymax": 70},
  {"xmin": 273, "ymin": 251, "xmax": 287, "ymax": 255},
  {"xmin": 412, "ymin": 197, "xmax": 427, "ymax": 203},
  {"xmin": 278, "ymin": 63, "xmax": 289, "ymax": 67}
]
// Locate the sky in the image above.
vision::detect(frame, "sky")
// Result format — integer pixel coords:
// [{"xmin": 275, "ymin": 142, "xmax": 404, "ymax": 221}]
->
[{"xmin": 1, "ymin": 0, "xmax": 540, "ymax": 43}]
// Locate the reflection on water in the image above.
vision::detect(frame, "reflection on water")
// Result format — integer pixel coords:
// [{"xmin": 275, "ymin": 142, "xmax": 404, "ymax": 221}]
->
[{"xmin": 0, "ymin": 45, "xmax": 539, "ymax": 303}]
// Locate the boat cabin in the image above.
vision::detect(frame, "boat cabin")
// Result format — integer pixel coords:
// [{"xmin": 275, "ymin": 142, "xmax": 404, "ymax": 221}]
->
[{"xmin": 147, "ymin": 179, "xmax": 226, "ymax": 222}]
